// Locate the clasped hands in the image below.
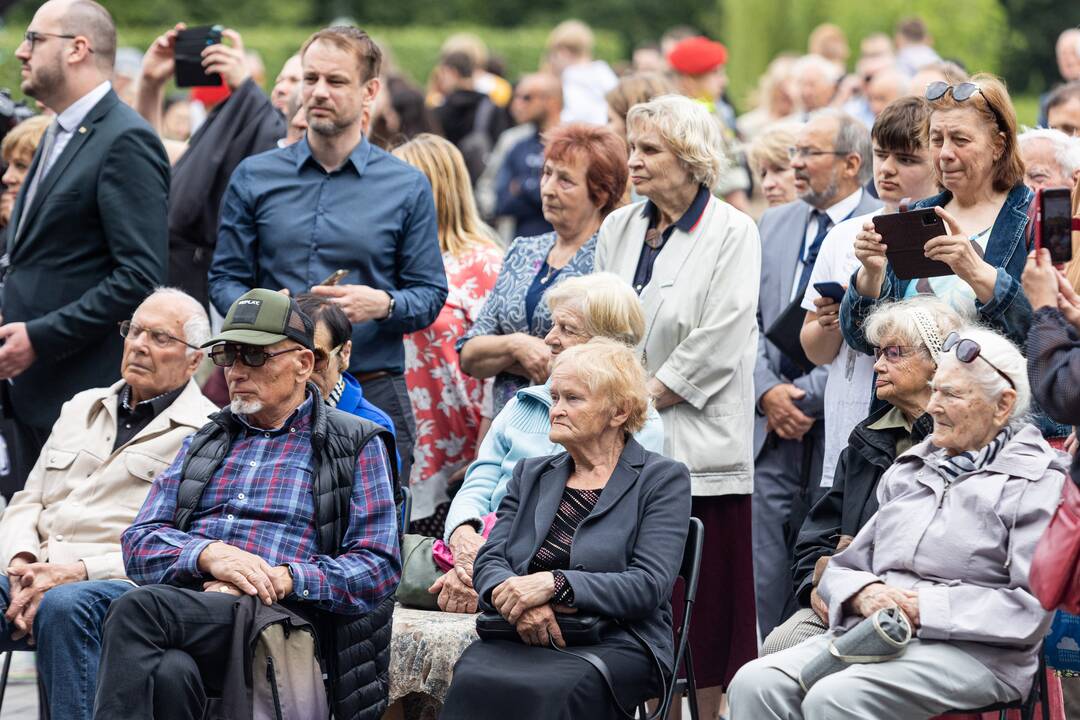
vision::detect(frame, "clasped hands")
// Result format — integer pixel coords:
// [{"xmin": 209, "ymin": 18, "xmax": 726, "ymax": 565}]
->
[
  {"xmin": 849, "ymin": 582, "xmax": 921, "ymax": 628},
  {"xmin": 196, "ymin": 541, "xmax": 292, "ymax": 604},
  {"xmin": 490, "ymin": 572, "xmax": 575, "ymax": 648},
  {"xmin": 4, "ymin": 557, "xmax": 86, "ymax": 643}
]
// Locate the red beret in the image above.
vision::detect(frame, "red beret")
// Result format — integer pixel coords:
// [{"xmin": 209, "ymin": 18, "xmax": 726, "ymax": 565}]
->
[{"xmin": 667, "ymin": 36, "xmax": 728, "ymax": 75}]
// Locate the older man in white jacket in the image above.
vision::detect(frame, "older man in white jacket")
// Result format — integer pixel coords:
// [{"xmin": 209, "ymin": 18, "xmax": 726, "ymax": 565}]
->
[{"xmin": 0, "ymin": 288, "xmax": 218, "ymax": 720}]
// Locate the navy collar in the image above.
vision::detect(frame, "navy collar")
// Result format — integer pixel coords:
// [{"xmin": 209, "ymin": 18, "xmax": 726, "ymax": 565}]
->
[
  {"xmin": 641, "ymin": 184, "xmax": 710, "ymax": 233},
  {"xmin": 292, "ymin": 133, "xmax": 372, "ymax": 176}
]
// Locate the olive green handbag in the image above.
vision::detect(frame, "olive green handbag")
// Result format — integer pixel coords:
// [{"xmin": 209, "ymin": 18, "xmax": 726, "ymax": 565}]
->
[{"xmin": 396, "ymin": 534, "xmax": 442, "ymax": 610}]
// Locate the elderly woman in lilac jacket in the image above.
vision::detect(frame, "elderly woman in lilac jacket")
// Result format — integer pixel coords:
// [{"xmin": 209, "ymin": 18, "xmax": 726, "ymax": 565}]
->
[{"xmin": 729, "ymin": 326, "xmax": 1066, "ymax": 720}]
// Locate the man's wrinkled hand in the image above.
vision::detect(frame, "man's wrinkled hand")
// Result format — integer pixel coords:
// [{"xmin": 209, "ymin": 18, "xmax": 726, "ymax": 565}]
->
[
  {"xmin": 0, "ymin": 323, "xmax": 36, "ymax": 380},
  {"xmin": 5, "ymin": 561, "xmax": 86, "ymax": 640},
  {"xmin": 309, "ymin": 284, "xmax": 392, "ymax": 323},
  {"xmin": 196, "ymin": 542, "xmax": 280, "ymax": 606},
  {"xmin": 761, "ymin": 383, "xmax": 814, "ymax": 440}
]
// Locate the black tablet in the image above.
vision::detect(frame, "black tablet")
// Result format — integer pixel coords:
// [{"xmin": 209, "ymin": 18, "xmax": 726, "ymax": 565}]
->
[{"xmin": 872, "ymin": 208, "xmax": 952, "ymax": 281}]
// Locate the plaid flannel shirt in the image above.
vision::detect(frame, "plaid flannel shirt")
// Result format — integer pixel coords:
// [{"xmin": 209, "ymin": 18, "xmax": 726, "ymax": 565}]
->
[{"xmin": 122, "ymin": 396, "xmax": 401, "ymax": 615}]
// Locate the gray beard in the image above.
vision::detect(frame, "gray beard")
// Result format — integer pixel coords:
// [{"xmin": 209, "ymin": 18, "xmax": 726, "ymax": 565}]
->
[
  {"xmin": 230, "ymin": 397, "xmax": 264, "ymax": 416},
  {"xmin": 800, "ymin": 176, "xmax": 841, "ymax": 209}
]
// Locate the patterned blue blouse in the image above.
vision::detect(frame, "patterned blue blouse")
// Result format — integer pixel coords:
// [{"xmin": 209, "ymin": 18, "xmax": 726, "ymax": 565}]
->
[{"xmin": 456, "ymin": 231, "xmax": 598, "ymax": 413}]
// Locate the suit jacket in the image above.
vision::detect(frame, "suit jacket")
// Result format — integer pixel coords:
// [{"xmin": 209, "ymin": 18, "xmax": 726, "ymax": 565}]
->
[
  {"xmin": 3, "ymin": 89, "xmax": 169, "ymax": 429},
  {"xmin": 753, "ymin": 194, "xmax": 880, "ymax": 456},
  {"xmin": 472, "ymin": 438, "xmax": 691, "ymax": 670},
  {"xmin": 596, "ymin": 198, "xmax": 761, "ymax": 495}
]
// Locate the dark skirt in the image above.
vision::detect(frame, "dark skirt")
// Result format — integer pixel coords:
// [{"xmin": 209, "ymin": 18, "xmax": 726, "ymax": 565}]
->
[
  {"xmin": 670, "ymin": 493, "xmax": 757, "ymax": 690},
  {"xmin": 440, "ymin": 637, "xmax": 656, "ymax": 720}
]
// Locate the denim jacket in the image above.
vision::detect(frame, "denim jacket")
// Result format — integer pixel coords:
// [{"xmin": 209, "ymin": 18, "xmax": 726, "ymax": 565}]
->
[{"xmin": 840, "ymin": 183, "xmax": 1034, "ymax": 354}]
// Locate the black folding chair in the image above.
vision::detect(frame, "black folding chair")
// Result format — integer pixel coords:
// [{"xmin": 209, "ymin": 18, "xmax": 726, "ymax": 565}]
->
[
  {"xmin": 0, "ymin": 650, "xmax": 49, "ymax": 719},
  {"xmin": 638, "ymin": 516, "xmax": 704, "ymax": 720},
  {"xmin": 944, "ymin": 649, "xmax": 1050, "ymax": 720}
]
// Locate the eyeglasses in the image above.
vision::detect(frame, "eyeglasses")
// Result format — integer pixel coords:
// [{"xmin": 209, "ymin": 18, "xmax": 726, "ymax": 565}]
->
[
  {"xmin": 873, "ymin": 345, "xmax": 920, "ymax": 362},
  {"xmin": 941, "ymin": 331, "xmax": 1016, "ymax": 390},
  {"xmin": 313, "ymin": 344, "xmax": 343, "ymax": 371},
  {"xmin": 787, "ymin": 146, "xmax": 848, "ymax": 160},
  {"xmin": 208, "ymin": 343, "xmax": 303, "ymax": 368},
  {"xmin": 23, "ymin": 31, "xmax": 94, "ymax": 53},
  {"xmin": 119, "ymin": 320, "xmax": 200, "ymax": 350},
  {"xmin": 925, "ymin": 81, "xmax": 1006, "ymax": 131}
]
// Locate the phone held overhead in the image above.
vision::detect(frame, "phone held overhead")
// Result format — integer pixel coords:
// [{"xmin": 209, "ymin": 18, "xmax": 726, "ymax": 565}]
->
[
  {"xmin": 174, "ymin": 25, "xmax": 223, "ymax": 87},
  {"xmin": 1035, "ymin": 187, "xmax": 1075, "ymax": 265}
]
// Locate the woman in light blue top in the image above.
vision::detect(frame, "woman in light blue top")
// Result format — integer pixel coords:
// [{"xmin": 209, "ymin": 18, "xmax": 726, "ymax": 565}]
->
[{"xmin": 431, "ymin": 273, "xmax": 665, "ymax": 613}]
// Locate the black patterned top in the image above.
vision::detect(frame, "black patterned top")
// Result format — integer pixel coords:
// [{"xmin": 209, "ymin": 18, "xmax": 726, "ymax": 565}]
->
[{"xmin": 529, "ymin": 486, "xmax": 602, "ymax": 606}]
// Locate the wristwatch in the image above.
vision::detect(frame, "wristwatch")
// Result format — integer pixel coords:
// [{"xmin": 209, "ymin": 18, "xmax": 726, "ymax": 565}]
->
[{"xmin": 382, "ymin": 292, "xmax": 396, "ymax": 320}]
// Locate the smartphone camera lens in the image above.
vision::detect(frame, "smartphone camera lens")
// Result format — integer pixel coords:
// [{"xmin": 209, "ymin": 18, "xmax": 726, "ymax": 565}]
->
[{"xmin": 922, "ymin": 214, "xmax": 937, "ymax": 226}]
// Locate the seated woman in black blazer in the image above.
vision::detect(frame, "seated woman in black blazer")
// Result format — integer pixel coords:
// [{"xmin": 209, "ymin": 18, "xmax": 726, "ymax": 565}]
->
[{"xmin": 441, "ymin": 338, "xmax": 691, "ymax": 720}]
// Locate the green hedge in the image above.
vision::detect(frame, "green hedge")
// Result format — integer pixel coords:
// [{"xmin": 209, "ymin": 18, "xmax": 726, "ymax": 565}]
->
[{"xmin": 0, "ymin": 24, "xmax": 623, "ymax": 100}]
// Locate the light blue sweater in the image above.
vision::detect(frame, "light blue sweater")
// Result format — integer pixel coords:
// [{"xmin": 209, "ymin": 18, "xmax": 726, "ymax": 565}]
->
[{"xmin": 443, "ymin": 381, "xmax": 666, "ymax": 542}]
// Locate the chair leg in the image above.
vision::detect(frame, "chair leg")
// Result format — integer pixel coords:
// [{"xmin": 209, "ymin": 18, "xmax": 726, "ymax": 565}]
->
[
  {"xmin": 684, "ymin": 648, "xmax": 700, "ymax": 720},
  {"xmin": 0, "ymin": 650, "xmax": 11, "ymax": 712}
]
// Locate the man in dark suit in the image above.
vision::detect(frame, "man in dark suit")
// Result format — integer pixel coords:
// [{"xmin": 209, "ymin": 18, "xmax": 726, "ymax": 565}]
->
[
  {"xmin": 0, "ymin": 0, "xmax": 169, "ymax": 491},
  {"xmin": 752, "ymin": 110, "xmax": 880, "ymax": 638}
]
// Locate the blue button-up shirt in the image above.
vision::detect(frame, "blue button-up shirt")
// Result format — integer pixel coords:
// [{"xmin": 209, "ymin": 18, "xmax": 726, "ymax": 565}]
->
[{"xmin": 208, "ymin": 135, "xmax": 447, "ymax": 374}]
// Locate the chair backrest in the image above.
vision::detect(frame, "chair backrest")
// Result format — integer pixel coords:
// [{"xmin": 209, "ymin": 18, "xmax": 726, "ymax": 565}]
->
[{"xmin": 680, "ymin": 517, "xmax": 705, "ymax": 600}]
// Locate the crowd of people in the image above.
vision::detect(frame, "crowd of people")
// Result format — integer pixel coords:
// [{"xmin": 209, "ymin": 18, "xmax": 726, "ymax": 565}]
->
[{"xmin": 1, "ymin": 0, "xmax": 1080, "ymax": 717}]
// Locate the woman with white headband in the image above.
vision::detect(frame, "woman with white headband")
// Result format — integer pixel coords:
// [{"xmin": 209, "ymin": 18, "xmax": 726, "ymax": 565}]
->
[{"xmin": 765, "ymin": 296, "xmax": 963, "ymax": 653}]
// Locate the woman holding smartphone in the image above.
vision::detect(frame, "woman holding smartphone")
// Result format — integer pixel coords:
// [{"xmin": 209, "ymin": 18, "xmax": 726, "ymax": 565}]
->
[{"xmin": 840, "ymin": 74, "xmax": 1033, "ymax": 353}]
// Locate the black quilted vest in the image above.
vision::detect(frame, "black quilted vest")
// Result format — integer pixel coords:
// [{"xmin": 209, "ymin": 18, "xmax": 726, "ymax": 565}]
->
[{"xmin": 174, "ymin": 385, "xmax": 400, "ymax": 720}]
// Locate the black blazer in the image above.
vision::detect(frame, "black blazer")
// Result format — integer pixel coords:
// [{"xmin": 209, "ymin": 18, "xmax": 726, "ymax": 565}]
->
[
  {"xmin": 4, "ymin": 89, "xmax": 169, "ymax": 429},
  {"xmin": 473, "ymin": 437, "xmax": 691, "ymax": 670}
]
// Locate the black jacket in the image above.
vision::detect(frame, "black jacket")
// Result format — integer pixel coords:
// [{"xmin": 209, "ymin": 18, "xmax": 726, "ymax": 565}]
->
[
  {"xmin": 1027, "ymin": 305, "xmax": 1080, "ymax": 484},
  {"xmin": 4, "ymin": 89, "xmax": 169, "ymax": 430},
  {"xmin": 168, "ymin": 79, "xmax": 284, "ymax": 307},
  {"xmin": 791, "ymin": 404, "xmax": 933, "ymax": 606},
  {"xmin": 175, "ymin": 387, "xmax": 401, "ymax": 720}
]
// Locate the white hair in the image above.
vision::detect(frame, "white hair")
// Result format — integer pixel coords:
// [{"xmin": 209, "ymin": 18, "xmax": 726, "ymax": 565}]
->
[
  {"xmin": 626, "ymin": 94, "xmax": 729, "ymax": 189},
  {"xmin": 794, "ymin": 54, "xmax": 843, "ymax": 84},
  {"xmin": 141, "ymin": 287, "xmax": 211, "ymax": 356},
  {"xmin": 1018, "ymin": 127, "xmax": 1080, "ymax": 177},
  {"xmin": 937, "ymin": 325, "xmax": 1031, "ymax": 430},
  {"xmin": 864, "ymin": 296, "xmax": 968, "ymax": 357}
]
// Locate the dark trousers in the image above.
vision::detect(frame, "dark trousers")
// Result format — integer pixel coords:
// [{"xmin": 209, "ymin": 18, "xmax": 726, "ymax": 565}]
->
[
  {"xmin": 3, "ymin": 416, "xmax": 49, "ymax": 500},
  {"xmin": 93, "ymin": 585, "xmax": 237, "ymax": 720},
  {"xmin": 360, "ymin": 373, "xmax": 416, "ymax": 484}
]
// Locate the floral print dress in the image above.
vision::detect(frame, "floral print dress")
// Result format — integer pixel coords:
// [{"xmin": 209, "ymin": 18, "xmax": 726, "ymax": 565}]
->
[{"xmin": 404, "ymin": 243, "xmax": 504, "ymax": 521}]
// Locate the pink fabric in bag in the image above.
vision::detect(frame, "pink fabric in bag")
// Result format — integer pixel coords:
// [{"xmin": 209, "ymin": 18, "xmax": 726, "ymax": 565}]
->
[{"xmin": 432, "ymin": 513, "xmax": 498, "ymax": 572}]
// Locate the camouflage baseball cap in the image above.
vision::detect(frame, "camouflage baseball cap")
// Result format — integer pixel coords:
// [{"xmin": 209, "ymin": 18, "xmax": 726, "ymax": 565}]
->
[{"xmin": 202, "ymin": 289, "xmax": 315, "ymax": 350}]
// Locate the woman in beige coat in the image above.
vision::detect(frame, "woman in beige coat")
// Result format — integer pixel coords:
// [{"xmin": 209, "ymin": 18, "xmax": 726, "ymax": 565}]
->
[{"xmin": 595, "ymin": 93, "xmax": 761, "ymax": 715}]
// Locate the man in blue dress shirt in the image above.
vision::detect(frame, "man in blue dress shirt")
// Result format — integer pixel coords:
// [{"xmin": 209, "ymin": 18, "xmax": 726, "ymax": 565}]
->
[{"xmin": 209, "ymin": 26, "xmax": 447, "ymax": 482}]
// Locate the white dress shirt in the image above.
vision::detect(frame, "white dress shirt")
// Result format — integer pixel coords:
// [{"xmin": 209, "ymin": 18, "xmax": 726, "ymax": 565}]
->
[
  {"xmin": 43, "ymin": 80, "xmax": 112, "ymax": 178},
  {"xmin": 790, "ymin": 187, "xmax": 865, "ymax": 300}
]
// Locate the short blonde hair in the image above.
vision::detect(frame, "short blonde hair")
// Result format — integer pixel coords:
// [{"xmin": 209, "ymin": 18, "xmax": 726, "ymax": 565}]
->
[
  {"xmin": 1, "ymin": 116, "xmax": 50, "ymax": 165},
  {"xmin": 626, "ymin": 94, "xmax": 728, "ymax": 189},
  {"xmin": 545, "ymin": 273, "xmax": 645, "ymax": 346},
  {"xmin": 392, "ymin": 134, "xmax": 496, "ymax": 257},
  {"xmin": 547, "ymin": 20, "xmax": 594, "ymax": 58},
  {"xmin": 747, "ymin": 121, "xmax": 801, "ymax": 176},
  {"xmin": 551, "ymin": 338, "xmax": 649, "ymax": 434}
]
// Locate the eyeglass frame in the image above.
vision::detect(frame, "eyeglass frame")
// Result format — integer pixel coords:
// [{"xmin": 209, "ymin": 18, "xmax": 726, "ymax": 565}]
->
[
  {"xmin": 940, "ymin": 331, "xmax": 1016, "ymax": 390},
  {"xmin": 872, "ymin": 345, "xmax": 922, "ymax": 362},
  {"xmin": 787, "ymin": 146, "xmax": 849, "ymax": 161},
  {"xmin": 924, "ymin": 81, "xmax": 1007, "ymax": 132},
  {"xmin": 23, "ymin": 30, "xmax": 95, "ymax": 53},
  {"xmin": 119, "ymin": 320, "xmax": 200, "ymax": 351},
  {"xmin": 208, "ymin": 343, "xmax": 305, "ymax": 368}
]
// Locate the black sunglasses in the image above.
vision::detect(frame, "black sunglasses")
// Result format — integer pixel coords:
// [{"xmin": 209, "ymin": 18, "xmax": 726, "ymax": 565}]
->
[
  {"xmin": 925, "ymin": 81, "xmax": 1006, "ymax": 131},
  {"xmin": 941, "ymin": 331, "xmax": 1016, "ymax": 390},
  {"xmin": 209, "ymin": 343, "xmax": 303, "ymax": 368}
]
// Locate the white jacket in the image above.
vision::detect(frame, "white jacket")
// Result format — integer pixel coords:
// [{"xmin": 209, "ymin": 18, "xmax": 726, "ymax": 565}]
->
[{"xmin": 596, "ymin": 197, "xmax": 761, "ymax": 495}]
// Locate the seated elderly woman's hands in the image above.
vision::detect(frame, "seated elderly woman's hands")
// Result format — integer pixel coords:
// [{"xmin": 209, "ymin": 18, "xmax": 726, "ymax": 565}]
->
[
  {"xmin": 428, "ymin": 567, "xmax": 479, "ymax": 614},
  {"xmin": 515, "ymin": 604, "xmax": 566, "ymax": 648},
  {"xmin": 491, "ymin": 572, "xmax": 556, "ymax": 623},
  {"xmin": 849, "ymin": 582, "xmax": 920, "ymax": 627}
]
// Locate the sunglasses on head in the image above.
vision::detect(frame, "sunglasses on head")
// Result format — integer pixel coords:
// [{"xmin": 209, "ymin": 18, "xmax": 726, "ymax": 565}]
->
[
  {"xmin": 941, "ymin": 331, "xmax": 1015, "ymax": 390},
  {"xmin": 924, "ymin": 81, "xmax": 1006, "ymax": 131},
  {"xmin": 209, "ymin": 343, "xmax": 303, "ymax": 368}
]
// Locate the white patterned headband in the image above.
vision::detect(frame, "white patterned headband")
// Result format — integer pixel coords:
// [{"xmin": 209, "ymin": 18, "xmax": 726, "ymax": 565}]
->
[{"xmin": 911, "ymin": 308, "xmax": 944, "ymax": 364}]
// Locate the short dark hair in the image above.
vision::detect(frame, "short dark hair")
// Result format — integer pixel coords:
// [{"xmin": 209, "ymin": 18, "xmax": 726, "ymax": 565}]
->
[
  {"xmin": 295, "ymin": 293, "xmax": 352, "ymax": 348},
  {"xmin": 896, "ymin": 17, "xmax": 929, "ymax": 43},
  {"xmin": 301, "ymin": 26, "xmax": 382, "ymax": 82},
  {"xmin": 1047, "ymin": 81, "xmax": 1080, "ymax": 115},
  {"xmin": 872, "ymin": 96, "xmax": 932, "ymax": 155},
  {"xmin": 60, "ymin": 0, "xmax": 116, "ymax": 70},
  {"xmin": 440, "ymin": 51, "xmax": 474, "ymax": 79}
]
